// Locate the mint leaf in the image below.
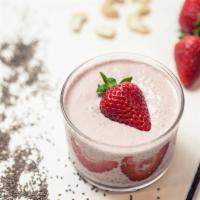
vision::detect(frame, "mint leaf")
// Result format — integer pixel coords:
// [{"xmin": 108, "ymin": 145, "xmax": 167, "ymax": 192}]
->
[{"xmin": 120, "ymin": 77, "xmax": 133, "ymax": 83}]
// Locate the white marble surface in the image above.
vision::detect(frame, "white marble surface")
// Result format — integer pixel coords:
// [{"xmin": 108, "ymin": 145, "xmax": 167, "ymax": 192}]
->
[{"xmin": 0, "ymin": 0, "xmax": 199, "ymax": 199}]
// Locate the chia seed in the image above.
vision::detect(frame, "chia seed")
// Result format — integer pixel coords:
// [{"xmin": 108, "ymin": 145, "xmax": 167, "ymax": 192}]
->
[{"xmin": 0, "ymin": 132, "xmax": 10, "ymax": 161}]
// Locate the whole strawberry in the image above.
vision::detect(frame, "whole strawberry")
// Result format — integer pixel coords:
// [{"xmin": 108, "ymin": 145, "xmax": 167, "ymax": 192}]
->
[
  {"xmin": 179, "ymin": 0, "xmax": 200, "ymax": 33},
  {"xmin": 97, "ymin": 72, "xmax": 151, "ymax": 131},
  {"xmin": 174, "ymin": 35, "xmax": 200, "ymax": 87}
]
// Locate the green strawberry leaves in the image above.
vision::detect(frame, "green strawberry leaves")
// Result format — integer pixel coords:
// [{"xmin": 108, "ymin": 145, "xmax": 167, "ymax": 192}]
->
[
  {"xmin": 97, "ymin": 72, "xmax": 116, "ymax": 96},
  {"xmin": 194, "ymin": 15, "xmax": 200, "ymax": 36},
  {"xmin": 100, "ymin": 72, "xmax": 117, "ymax": 88},
  {"xmin": 179, "ymin": 29, "xmax": 188, "ymax": 39},
  {"xmin": 97, "ymin": 72, "xmax": 132, "ymax": 96},
  {"xmin": 96, "ymin": 84, "xmax": 107, "ymax": 95}
]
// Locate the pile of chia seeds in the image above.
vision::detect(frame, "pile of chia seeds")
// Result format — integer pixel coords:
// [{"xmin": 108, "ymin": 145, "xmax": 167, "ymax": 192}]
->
[{"xmin": 0, "ymin": 38, "xmax": 49, "ymax": 199}]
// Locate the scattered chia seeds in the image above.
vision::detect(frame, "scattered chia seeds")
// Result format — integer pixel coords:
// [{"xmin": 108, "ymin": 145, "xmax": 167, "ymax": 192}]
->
[
  {"xmin": 95, "ymin": 188, "xmax": 99, "ymax": 193},
  {"xmin": 0, "ymin": 37, "xmax": 49, "ymax": 199},
  {"xmin": 0, "ymin": 39, "xmax": 37, "ymax": 67},
  {"xmin": 0, "ymin": 148, "xmax": 48, "ymax": 199},
  {"xmin": 91, "ymin": 186, "xmax": 96, "ymax": 191},
  {"xmin": 0, "ymin": 132, "xmax": 10, "ymax": 161},
  {"xmin": 0, "ymin": 38, "xmax": 48, "ymax": 123}
]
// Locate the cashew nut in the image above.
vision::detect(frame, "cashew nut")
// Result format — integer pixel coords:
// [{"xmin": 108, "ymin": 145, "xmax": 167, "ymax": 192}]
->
[
  {"xmin": 71, "ymin": 12, "xmax": 87, "ymax": 32},
  {"xmin": 101, "ymin": 0, "xmax": 123, "ymax": 18},
  {"xmin": 102, "ymin": 4, "xmax": 119, "ymax": 18},
  {"xmin": 127, "ymin": 13, "xmax": 150, "ymax": 34},
  {"xmin": 95, "ymin": 26, "xmax": 116, "ymax": 39},
  {"xmin": 138, "ymin": 3, "xmax": 150, "ymax": 15}
]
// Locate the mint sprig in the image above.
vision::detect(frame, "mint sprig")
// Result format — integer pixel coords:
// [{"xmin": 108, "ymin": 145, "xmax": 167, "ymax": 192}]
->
[{"xmin": 96, "ymin": 72, "xmax": 132, "ymax": 96}]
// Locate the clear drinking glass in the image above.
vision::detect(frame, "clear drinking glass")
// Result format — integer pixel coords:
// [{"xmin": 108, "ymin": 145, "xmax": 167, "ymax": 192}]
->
[{"xmin": 60, "ymin": 53, "xmax": 184, "ymax": 192}]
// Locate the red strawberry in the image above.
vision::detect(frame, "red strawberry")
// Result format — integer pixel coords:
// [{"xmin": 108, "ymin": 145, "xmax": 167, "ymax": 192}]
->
[
  {"xmin": 179, "ymin": 0, "xmax": 200, "ymax": 33},
  {"xmin": 71, "ymin": 137, "xmax": 118, "ymax": 173},
  {"xmin": 121, "ymin": 143, "xmax": 169, "ymax": 181},
  {"xmin": 174, "ymin": 35, "xmax": 200, "ymax": 87},
  {"xmin": 97, "ymin": 72, "xmax": 151, "ymax": 131}
]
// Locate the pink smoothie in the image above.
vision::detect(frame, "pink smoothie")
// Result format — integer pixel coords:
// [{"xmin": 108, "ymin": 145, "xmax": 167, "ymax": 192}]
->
[{"xmin": 65, "ymin": 60, "xmax": 179, "ymax": 146}]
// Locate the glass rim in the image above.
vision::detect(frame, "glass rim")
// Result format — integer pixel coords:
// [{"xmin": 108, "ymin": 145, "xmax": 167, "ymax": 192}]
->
[{"xmin": 60, "ymin": 52, "xmax": 185, "ymax": 149}]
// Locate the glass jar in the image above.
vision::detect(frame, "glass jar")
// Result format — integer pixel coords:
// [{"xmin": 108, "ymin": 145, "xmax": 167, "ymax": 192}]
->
[{"xmin": 60, "ymin": 53, "xmax": 184, "ymax": 192}]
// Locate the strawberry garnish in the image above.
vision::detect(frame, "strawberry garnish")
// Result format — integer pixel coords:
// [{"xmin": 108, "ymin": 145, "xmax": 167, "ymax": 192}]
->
[
  {"xmin": 174, "ymin": 35, "xmax": 200, "ymax": 87},
  {"xmin": 71, "ymin": 137, "xmax": 118, "ymax": 173},
  {"xmin": 179, "ymin": 0, "xmax": 200, "ymax": 34},
  {"xmin": 121, "ymin": 143, "xmax": 169, "ymax": 181},
  {"xmin": 97, "ymin": 72, "xmax": 151, "ymax": 131}
]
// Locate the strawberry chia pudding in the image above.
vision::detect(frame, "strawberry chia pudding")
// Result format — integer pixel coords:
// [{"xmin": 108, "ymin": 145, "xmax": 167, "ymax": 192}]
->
[{"xmin": 60, "ymin": 53, "xmax": 184, "ymax": 191}]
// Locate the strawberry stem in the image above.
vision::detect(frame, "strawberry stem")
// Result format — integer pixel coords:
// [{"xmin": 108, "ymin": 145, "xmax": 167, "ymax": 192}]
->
[
  {"xmin": 100, "ymin": 72, "xmax": 109, "ymax": 86},
  {"xmin": 193, "ymin": 14, "xmax": 200, "ymax": 36},
  {"xmin": 179, "ymin": 15, "xmax": 200, "ymax": 39},
  {"xmin": 195, "ymin": 14, "xmax": 200, "ymax": 27},
  {"xmin": 120, "ymin": 77, "xmax": 133, "ymax": 83},
  {"xmin": 179, "ymin": 29, "xmax": 188, "ymax": 39},
  {"xmin": 97, "ymin": 72, "xmax": 132, "ymax": 96}
]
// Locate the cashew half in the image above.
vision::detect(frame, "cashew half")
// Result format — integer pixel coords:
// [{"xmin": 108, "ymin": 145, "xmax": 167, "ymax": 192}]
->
[
  {"xmin": 102, "ymin": 4, "xmax": 119, "ymax": 18},
  {"xmin": 101, "ymin": 0, "xmax": 123, "ymax": 18},
  {"xmin": 138, "ymin": 3, "xmax": 150, "ymax": 16},
  {"xmin": 71, "ymin": 12, "xmax": 87, "ymax": 32},
  {"xmin": 95, "ymin": 26, "xmax": 116, "ymax": 39},
  {"xmin": 127, "ymin": 13, "xmax": 150, "ymax": 34}
]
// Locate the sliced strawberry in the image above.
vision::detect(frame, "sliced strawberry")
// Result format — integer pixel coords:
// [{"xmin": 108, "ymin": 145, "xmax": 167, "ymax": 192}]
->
[
  {"xmin": 71, "ymin": 137, "xmax": 118, "ymax": 173},
  {"xmin": 97, "ymin": 72, "xmax": 151, "ymax": 131},
  {"xmin": 121, "ymin": 143, "xmax": 169, "ymax": 181}
]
